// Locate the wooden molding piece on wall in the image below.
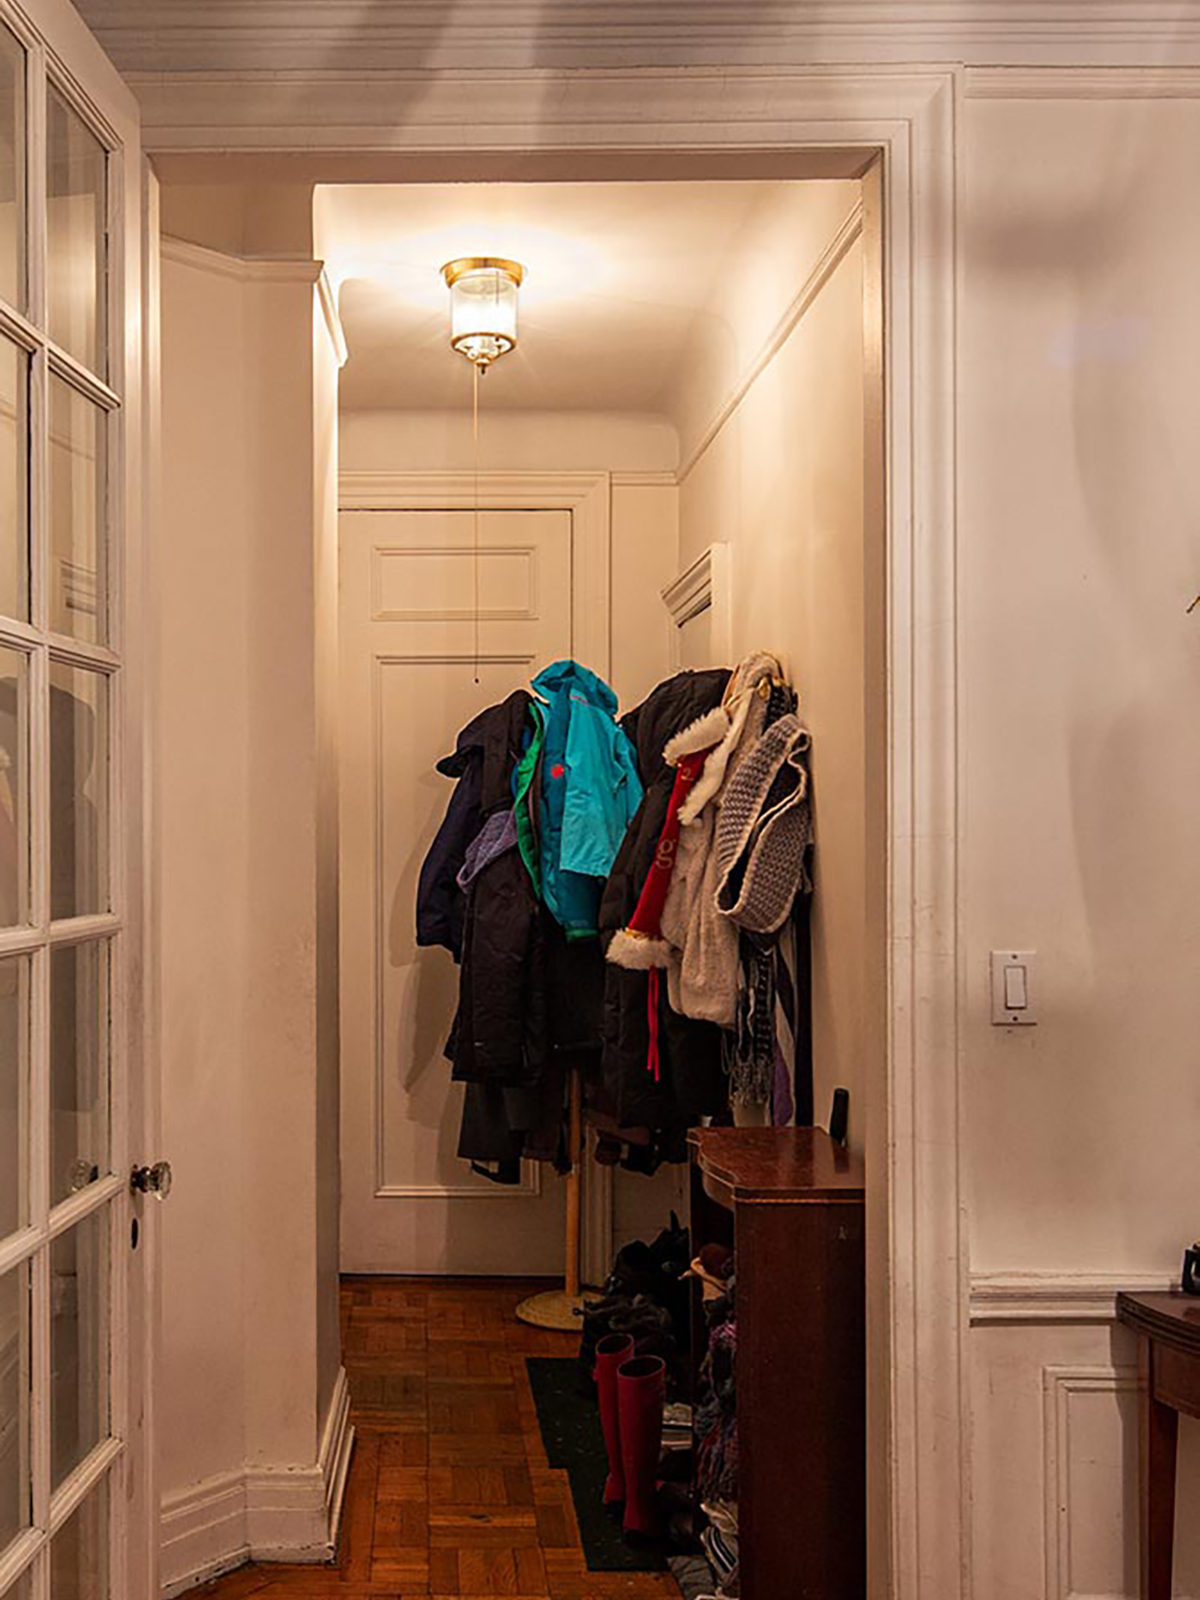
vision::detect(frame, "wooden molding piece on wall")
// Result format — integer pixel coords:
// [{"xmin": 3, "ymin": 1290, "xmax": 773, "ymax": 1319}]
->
[
  {"xmin": 661, "ymin": 543, "xmax": 732, "ymax": 668},
  {"xmin": 969, "ymin": 1271, "xmax": 1178, "ymax": 1324}
]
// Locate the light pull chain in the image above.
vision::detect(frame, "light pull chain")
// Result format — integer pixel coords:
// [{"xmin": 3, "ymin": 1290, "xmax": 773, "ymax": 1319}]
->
[{"xmin": 472, "ymin": 359, "xmax": 481, "ymax": 685}]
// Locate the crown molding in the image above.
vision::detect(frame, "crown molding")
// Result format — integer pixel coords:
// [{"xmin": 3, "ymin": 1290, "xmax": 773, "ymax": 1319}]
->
[
  {"xmin": 676, "ymin": 198, "xmax": 863, "ymax": 483},
  {"xmin": 611, "ymin": 470, "xmax": 678, "ymax": 487},
  {"xmin": 161, "ymin": 234, "xmax": 323, "ymax": 284},
  {"xmin": 80, "ymin": 2, "xmax": 1200, "ymax": 76}
]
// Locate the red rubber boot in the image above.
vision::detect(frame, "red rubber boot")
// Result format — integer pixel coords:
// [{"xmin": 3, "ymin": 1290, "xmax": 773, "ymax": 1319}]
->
[
  {"xmin": 594, "ymin": 1333, "xmax": 634, "ymax": 1508},
  {"xmin": 617, "ymin": 1354, "xmax": 666, "ymax": 1538}
]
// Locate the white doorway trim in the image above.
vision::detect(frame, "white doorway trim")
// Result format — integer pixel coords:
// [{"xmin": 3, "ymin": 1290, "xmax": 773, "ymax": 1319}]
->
[
  {"xmin": 161, "ymin": 64, "xmax": 962, "ymax": 1599},
  {"xmin": 339, "ymin": 470, "xmax": 612, "ymax": 680}
]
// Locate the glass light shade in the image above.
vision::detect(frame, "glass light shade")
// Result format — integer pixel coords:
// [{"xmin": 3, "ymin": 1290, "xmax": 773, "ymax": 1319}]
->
[{"xmin": 442, "ymin": 257, "xmax": 523, "ymax": 367}]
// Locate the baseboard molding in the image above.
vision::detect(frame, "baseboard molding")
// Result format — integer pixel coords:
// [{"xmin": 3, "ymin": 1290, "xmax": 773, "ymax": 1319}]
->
[
  {"xmin": 160, "ymin": 1368, "xmax": 355, "ymax": 1596},
  {"xmin": 970, "ymin": 1270, "xmax": 1177, "ymax": 1324},
  {"xmin": 318, "ymin": 1366, "xmax": 356, "ymax": 1553},
  {"xmin": 161, "ymin": 1470, "xmax": 248, "ymax": 1599}
]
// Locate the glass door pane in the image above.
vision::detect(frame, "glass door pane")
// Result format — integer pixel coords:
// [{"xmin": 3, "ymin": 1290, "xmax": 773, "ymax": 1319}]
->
[
  {"xmin": 46, "ymin": 91, "xmax": 106, "ymax": 376},
  {"xmin": 0, "ymin": 339, "xmax": 29, "ymax": 624},
  {"xmin": 50, "ymin": 1211, "xmax": 109, "ymax": 1490},
  {"xmin": 0, "ymin": 647, "xmax": 28, "ymax": 930},
  {"xmin": 0, "ymin": 954, "xmax": 29, "ymax": 1239},
  {"xmin": 50, "ymin": 941, "xmax": 110, "ymax": 1206},
  {"xmin": 48, "ymin": 376, "xmax": 106, "ymax": 645},
  {"xmin": 0, "ymin": 1261, "xmax": 30, "ymax": 1552},
  {"xmin": 0, "ymin": 25, "xmax": 24, "ymax": 315},
  {"xmin": 50, "ymin": 1476, "xmax": 108, "ymax": 1600},
  {"xmin": 49, "ymin": 663, "xmax": 108, "ymax": 921}
]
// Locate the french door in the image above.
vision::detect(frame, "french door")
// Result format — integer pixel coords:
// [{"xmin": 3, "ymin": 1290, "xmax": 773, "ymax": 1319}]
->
[{"xmin": 0, "ymin": 3, "xmax": 147, "ymax": 1599}]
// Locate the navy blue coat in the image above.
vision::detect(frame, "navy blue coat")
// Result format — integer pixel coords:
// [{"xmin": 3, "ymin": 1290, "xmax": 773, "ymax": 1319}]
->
[{"xmin": 416, "ymin": 690, "xmax": 532, "ymax": 961}]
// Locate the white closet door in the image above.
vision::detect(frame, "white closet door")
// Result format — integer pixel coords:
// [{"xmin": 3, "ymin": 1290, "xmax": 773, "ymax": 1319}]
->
[
  {"xmin": 0, "ymin": 3, "xmax": 149, "ymax": 1599},
  {"xmin": 340, "ymin": 507, "xmax": 576, "ymax": 1275}
]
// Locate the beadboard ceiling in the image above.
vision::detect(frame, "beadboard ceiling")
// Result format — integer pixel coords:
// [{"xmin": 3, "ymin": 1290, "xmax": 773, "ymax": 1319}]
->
[
  {"xmin": 320, "ymin": 178, "xmax": 790, "ymax": 415},
  {"xmin": 72, "ymin": 1, "xmax": 1200, "ymax": 75}
]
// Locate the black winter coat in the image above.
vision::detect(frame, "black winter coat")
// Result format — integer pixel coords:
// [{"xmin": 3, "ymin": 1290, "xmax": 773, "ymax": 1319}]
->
[
  {"xmin": 417, "ymin": 691, "xmax": 604, "ymax": 1126},
  {"xmin": 599, "ymin": 669, "xmax": 732, "ymax": 1137},
  {"xmin": 416, "ymin": 691, "xmax": 532, "ymax": 961}
]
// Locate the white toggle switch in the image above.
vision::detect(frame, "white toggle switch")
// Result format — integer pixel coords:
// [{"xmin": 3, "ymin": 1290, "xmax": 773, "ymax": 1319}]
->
[
  {"xmin": 1003, "ymin": 964, "xmax": 1027, "ymax": 1011},
  {"xmin": 991, "ymin": 950, "xmax": 1037, "ymax": 1025}
]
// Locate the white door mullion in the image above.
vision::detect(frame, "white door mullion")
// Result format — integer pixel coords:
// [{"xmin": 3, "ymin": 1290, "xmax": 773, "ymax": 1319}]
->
[
  {"xmin": 27, "ymin": 346, "xmax": 47, "ymax": 656},
  {"xmin": 0, "ymin": 1529, "xmax": 40, "ymax": 1594},
  {"xmin": 47, "ymin": 1174, "xmax": 122, "ymax": 1241},
  {"xmin": 23, "ymin": 34, "xmax": 52, "ymax": 1580},
  {"xmin": 25, "ymin": 640, "xmax": 47, "ymax": 945},
  {"xmin": 47, "ymin": 1434, "xmax": 122, "ymax": 1533},
  {"xmin": 24, "ymin": 40, "xmax": 45, "ymax": 336},
  {"xmin": 47, "ymin": 912, "xmax": 121, "ymax": 948},
  {"xmin": 0, "ymin": 923, "xmax": 45, "ymax": 960},
  {"xmin": 27, "ymin": 942, "xmax": 47, "ymax": 1236},
  {"xmin": 28, "ymin": 1242, "xmax": 49, "ymax": 1540}
]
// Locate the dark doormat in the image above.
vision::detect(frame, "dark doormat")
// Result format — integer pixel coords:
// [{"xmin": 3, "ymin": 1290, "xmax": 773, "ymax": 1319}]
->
[{"xmin": 525, "ymin": 1356, "xmax": 668, "ymax": 1572}]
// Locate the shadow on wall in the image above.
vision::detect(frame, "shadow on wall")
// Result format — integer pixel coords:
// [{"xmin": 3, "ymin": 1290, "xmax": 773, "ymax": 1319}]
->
[
  {"xmin": 967, "ymin": 88, "xmax": 1200, "ymax": 1597},
  {"xmin": 258, "ymin": 0, "xmax": 829, "ymax": 124}
]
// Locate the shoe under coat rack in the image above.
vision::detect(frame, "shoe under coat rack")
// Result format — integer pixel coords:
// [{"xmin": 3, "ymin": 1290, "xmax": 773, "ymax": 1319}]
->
[{"xmin": 516, "ymin": 1065, "xmax": 596, "ymax": 1330}]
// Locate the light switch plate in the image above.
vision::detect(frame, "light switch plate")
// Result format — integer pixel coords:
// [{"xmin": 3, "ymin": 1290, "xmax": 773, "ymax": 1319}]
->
[{"xmin": 991, "ymin": 950, "xmax": 1036, "ymax": 1026}]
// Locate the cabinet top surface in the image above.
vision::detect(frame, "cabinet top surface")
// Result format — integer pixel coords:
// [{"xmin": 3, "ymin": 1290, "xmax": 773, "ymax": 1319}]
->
[
  {"xmin": 1117, "ymin": 1291, "xmax": 1200, "ymax": 1353},
  {"xmin": 688, "ymin": 1126, "xmax": 864, "ymax": 1201}
]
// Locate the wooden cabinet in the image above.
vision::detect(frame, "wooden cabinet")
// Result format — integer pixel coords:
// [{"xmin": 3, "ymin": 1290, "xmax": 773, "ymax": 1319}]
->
[{"xmin": 688, "ymin": 1127, "xmax": 866, "ymax": 1599}]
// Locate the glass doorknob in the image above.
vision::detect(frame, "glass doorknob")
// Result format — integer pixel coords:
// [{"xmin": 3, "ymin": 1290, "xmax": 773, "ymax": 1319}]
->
[{"xmin": 130, "ymin": 1160, "xmax": 173, "ymax": 1200}]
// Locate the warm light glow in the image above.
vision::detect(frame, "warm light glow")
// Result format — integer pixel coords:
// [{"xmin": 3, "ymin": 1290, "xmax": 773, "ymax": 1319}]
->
[{"xmin": 441, "ymin": 257, "xmax": 524, "ymax": 368}]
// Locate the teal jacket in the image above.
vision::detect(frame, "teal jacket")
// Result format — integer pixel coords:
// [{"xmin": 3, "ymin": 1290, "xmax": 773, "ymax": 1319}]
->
[{"xmin": 533, "ymin": 660, "xmax": 643, "ymax": 940}]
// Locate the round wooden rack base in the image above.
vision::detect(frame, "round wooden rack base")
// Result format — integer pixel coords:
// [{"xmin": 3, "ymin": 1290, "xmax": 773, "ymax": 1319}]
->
[{"xmin": 514, "ymin": 1288, "xmax": 598, "ymax": 1331}]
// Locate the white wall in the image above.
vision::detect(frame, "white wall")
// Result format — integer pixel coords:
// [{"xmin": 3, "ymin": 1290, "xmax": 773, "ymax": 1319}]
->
[
  {"xmin": 672, "ymin": 181, "xmax": 870, "ymax": 1144},
  {"xmin": 962, "ymin": 92, "xmax": 1200, "ymax": 1598},
  {"xmin": 157, "ymin": 245, "xmax": 347, "ymax": 1591},
  {"xmin": 158, "ymin": 256, "xmax": 249, "ymax": 1498}
]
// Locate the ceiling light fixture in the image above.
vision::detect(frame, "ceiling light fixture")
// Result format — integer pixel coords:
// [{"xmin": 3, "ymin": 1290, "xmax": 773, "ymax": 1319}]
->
[{"xmin": 441, "ymin": 256, "xmax": 524, "ymax": 369}]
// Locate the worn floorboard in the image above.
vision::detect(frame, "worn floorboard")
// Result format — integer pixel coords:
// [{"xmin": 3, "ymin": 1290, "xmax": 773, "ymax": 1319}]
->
[{"xmin": 194, "ymin": 1278, "xmax": 681, "ymax": 1600}]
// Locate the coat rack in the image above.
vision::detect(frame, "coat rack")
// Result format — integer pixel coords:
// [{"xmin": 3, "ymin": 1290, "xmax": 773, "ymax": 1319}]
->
[{"xmin": 515, "ymin": 1066, "xmax": 594, "ymax": 1329}]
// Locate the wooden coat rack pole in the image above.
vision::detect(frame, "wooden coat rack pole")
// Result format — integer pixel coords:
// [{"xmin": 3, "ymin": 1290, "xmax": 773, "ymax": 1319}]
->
[{"xmin": 516, "ymin": 1066, "xmax": 595, "ymax": 1329}]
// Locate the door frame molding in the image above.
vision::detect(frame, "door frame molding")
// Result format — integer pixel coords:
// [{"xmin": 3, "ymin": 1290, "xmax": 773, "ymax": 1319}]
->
[
  {"xmin": 166, "ymin": 62, "xmax": 962, "ymax": 1598},
  {"xmin": 339, "ymin": 469, "xmax": 612, "ymax": 680}
]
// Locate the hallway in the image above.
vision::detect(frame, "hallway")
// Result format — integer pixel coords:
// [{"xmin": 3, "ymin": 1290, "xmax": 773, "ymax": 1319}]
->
[{"xmin": 194, "ymin": 1280, "xmax": 682, "ymax": 1599}]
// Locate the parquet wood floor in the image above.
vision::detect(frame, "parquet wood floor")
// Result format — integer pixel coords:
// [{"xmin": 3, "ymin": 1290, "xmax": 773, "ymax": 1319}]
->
[{"xmin": 194, "ymin": 1277, "xmax": 682, "ymax": 1600}]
